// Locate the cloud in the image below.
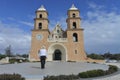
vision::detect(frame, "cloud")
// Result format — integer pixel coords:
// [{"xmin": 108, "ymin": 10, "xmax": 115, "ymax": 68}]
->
[
  {"xmin": 0, "ymin": 20, "xmax": 31, "ymax": 54},
  {"xmin": 82, "ymin": 3, "xmax": 120, "ymax": 53},
  {"xmin": 19, "ymin": 21, "xmax": 34, "ymax": 27},
  {"xmin": 27, "ymin": 15, "xmax": 35, "ymax": 20},
  {"xmin": 19, "ymin": 15, "xmax": 34, "ymax": 27},
  {"xmin": 88, "ymin": 2, "xmax": 104, "ymax": 10}
]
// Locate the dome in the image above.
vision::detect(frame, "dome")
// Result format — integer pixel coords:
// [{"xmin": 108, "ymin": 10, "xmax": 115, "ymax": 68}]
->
[
  {"xmin": 69, "ymin": 4, "xmax": 78, "ymax": 10},
  {"xmin": 37, "ymin": 5, "xmax": 46, "ymax": 11}
]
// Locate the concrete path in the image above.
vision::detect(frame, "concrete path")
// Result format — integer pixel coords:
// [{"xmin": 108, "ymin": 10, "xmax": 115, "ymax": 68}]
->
[{"xmin": 0, "ymin": 62, "xmax": 108, "ymax": 80}]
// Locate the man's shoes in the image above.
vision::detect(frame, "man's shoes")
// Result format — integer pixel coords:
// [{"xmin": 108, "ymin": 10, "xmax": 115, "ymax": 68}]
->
[{"xmin": 41, "ymin": 67, "xmax": 45, "ymax": 69}]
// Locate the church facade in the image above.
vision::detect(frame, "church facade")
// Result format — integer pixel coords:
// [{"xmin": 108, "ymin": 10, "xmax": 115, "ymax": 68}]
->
[{"xmin": 29, "ymin": 4, "xmax": 87, "ymax": 62}]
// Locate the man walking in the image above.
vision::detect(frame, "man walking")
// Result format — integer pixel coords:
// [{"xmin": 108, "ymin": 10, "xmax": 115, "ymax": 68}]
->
[{"xmin": 39, "ymin": 46, "xmax": 47, "ymax": 69}]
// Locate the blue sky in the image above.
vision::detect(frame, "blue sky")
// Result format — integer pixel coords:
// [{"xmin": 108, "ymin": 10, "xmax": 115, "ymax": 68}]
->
[{"xmin": 0, "ymin": 0, "xmax": 120, "ymax": 54}]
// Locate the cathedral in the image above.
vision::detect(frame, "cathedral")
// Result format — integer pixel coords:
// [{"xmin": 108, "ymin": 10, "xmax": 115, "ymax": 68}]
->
[{"xmin": 29, "ymin": 4, "xmax": 87, "ymax": 62}]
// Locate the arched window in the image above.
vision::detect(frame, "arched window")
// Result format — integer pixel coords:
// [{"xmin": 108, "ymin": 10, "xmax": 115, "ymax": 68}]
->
[
  {"xmin": 57, "ymin": 30, "xmax": 59, "ymax": 33},
  {"xmin": 73, "ymin": 22, "xmax": 76, "ymax": 29},
  {"xmin": 75, "ymin": 50, "xmax": 77, "ymax": 54},
  {"xmin": 39, "ymin": 14, "xmax": 42, "ymax": 18},
  {"xmin": 72, "ymin": 13, "xmax": 76, "ymax": 18},
  {"xmin": 73, "ymin": 33, "xmax": 78, "ymax": 42},
  {"xmin": 38, "ymin": 23, "xmax": 42, "ymax": 29}
]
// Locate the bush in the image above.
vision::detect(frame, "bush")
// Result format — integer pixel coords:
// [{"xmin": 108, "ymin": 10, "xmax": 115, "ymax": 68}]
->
[
  {"xmin": 67, "ymin": 60, "xmax": 76, "ymax": 62},
  {"xmin": 44, "ymin": 65, "xmax": 118, "ymax": 79},
  {"xmin": 78, "ymin": 69, "xmax": 105, "ymax": 78},
  {"xmin": 9, "ymin": 58, "xmax": 29, "ymax": 63},
  {"xmin": 87, "ymin": 53, "xmax": 104, "ymax": 60},
  {"xmin": 78, "ymin": 72, "xmax": 89, "ymax": 78},
  {"xmin": 9, "ymin": 59, "xmax": 20, "ymax": 63},
  {"xmin": 0, "ymin": 54, "xmax": 7, "ymax": 60},
  {"xmin": 44, "ymin": 74, "xmax": 79, "ymax": 80},
  {"xmin": 78, "ymin": 65, "xmax": 118, "ymax": 78},
  {"xmin": 0, "ymin": 73, "xmax": 25, "ymax": 80},
  {"xmin": 106, "ymin": 65, "xmax": 118, "ymax": 74}
]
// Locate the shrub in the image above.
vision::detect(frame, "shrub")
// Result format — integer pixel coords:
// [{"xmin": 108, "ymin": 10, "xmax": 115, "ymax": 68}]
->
[
  {"xmin": 9, "ymin": 58, "xmax": 29, "ymax": 63},
  {"xmin": 44, "ymin": 65, "xmax": 118, "ymax": 79},
  {"xmin": 87, "ymin": 53, "xmax": 104, "ymax": 60},
  {"xmin": 67, "ymin": 60, "xmax": 76, "ymax": 62},
  {"xmin": 97, "ymin": 69, "xmax": 106, "ymax": 76},
  {"xmin": 78, "ymin": 69, "xmax": 105, "ymax": 78},
  {"xmin": 0, "ymin": 73, "xmax": 25, "ymax": 80},
  {"xmin": 9, "ymin": 59, "xmax": 20, "ymax": 63},
  {"xmin": 44, "ymin": 74, "xmax": 79, "ymax": 80},
  {"xmin": 68, "ymin": 74, "xmax": 79, "ymax": 79},
  {"xmin": 106, "ymin": 65, "xmax": 118, "ymax": 74},
  {"xmin": 0, "ymin": 54, "xmax": 7, "ymax": 60},
  {"xmin": 22, "ymin": 59, "xmax": 29, "ymax": 62},
  {"xmin": 44, "ymin": 76, "xmax": 57, "ymax": 80},
  {"xmin": 87, "ymin": 61, "xmax": 90, "ymax": 63},
  {"xmin": 93, "ymin": 62, "xmax": 97, "ymax": 64},
  {"xmin": 78, "ymin": 72, "xmax": 89, "ymax": 78},
  {"xmin": 78, "ymin": 65, "xmax": 118, "ymax": 78}
]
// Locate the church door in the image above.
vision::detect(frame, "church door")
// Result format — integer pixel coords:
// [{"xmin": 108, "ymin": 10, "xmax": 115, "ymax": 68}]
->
[{"xmin": 53, "ymin": 49, "xmax": 62, "ymax": 60}]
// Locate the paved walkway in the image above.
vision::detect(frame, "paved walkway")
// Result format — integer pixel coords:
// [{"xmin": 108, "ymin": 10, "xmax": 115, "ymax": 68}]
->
[{"xmin": 0, "ymin": 62, "xmax": 108, "ymax": 80}]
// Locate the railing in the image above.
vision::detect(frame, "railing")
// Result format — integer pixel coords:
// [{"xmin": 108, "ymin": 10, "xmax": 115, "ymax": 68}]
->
[{"xmin": 48, "ymin": 38, "xmax": 68, "ymax": 42}]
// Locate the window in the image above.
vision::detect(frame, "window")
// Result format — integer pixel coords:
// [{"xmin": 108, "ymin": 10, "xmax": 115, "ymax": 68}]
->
[
  {"xmin": 73, "ymin": 22, "xmax": 76, "ymax": 29},
  {"xmin": 72, "ymin": 13, "xmax": 76, "ymax": 18},
  {"xmin": 38, "ymin": 23, "xmax": 42, "ymax": 29},
  {"xmin": 39, "ymin": 14, "xmax": 42, "ymax": 18},
  {"xmin": 75, "ymin": 50, "xmax": 77, "ymax": 54},
  {"xmin": 73, "ymin": 33, "xmax": 78, "ymax": 42},
  {"xmin": 57, "ymin": 30, "xmax": 59, "ymax": 33}
]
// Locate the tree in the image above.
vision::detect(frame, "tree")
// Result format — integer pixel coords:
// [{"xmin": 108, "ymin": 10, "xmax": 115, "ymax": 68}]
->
[
  {"xmin": 21, "ymin": 54, "xmax": 28, "ymax": 58},
  {"xmin": 87, "ymin": 53, "xmax": 104, "ymax": 60},
  {"xmin": 0, "ymin": 54, "xmax": 6, "ymax": 60},
  {"xmin": 5, "ymin": 45, "xmax": 12, "ymax": 57}
]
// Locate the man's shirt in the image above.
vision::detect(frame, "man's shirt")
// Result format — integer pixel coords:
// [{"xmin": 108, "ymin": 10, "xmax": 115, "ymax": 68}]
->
[{"xmin": 39, "ymin": 49, "xmax": 47, "ymax": 56}]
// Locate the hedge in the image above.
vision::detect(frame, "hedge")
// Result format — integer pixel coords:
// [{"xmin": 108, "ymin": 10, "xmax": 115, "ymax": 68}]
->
[
  {"xmin": 78, "ymin": 65, "xmax": 118, "ymax": 78},
  {"xmin": 0, "ymin": 74, "xmax": 25, "ymax": 80},
  {"xmin": 44, "ymin": 74, "xmax": 79, "ymax": 80},
  {"xmin": 44, "ymin": 65, "xmax": 118, "ymax": 80},
  {"xmin": 9, "ymin": 58, "xmax": 29, "ymax": 63},
  {"xmin": 78, "ymin": 69, "xmax": 105, "ymax": 78}
]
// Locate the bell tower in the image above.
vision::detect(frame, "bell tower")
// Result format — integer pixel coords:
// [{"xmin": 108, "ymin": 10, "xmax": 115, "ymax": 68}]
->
[
  {"xmin": 66, "ymin": 4, "xmax": 81, "ymax": 30},
  {"xmin": 66, "ymin": 4, "xmax": 87, "ymax": 61},
  {"xmin": 34, "ymin": 5, "xmax": 49, "ymax": 30},
  {"xmin": 30, "ymin": 5, "xmax": 49, "ymax": 61}
]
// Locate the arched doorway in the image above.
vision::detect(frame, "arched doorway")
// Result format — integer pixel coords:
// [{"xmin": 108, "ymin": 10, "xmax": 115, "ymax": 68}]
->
[
  {"xmin": 53, "ymin": 49, "xmax": 62, "ymax": 60},
  {"xmin": 48, "ymin": 43, "xmax": 67, "ymax": 61}
]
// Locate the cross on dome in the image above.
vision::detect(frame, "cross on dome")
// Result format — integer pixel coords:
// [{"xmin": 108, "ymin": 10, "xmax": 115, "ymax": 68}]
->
[
  {"xmin": 69, "ymin": 4, "xmax": 78, "ymax": 10},
  {"xmin": 37, "ymin": 5, "xmax": 46, "ymax": 11}
]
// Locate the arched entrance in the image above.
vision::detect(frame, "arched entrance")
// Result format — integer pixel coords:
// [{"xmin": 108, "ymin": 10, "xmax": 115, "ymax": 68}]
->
[
  {"xmin": 48, "ymin": 43, "xmax": 67, "ymax": 61},
  {"xmin": 53, "ymin": 49, "xmax": 62, "ymax": 60}
]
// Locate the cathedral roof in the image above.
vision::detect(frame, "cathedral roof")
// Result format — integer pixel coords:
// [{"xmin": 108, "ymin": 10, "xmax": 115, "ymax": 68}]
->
[
  {"xmin": 69, "ymin": 4, "xmax": 78, "ymax": 10},
  {"xmin": 50, "ymin": 23, "xmax": 64, "ymax": 33},
  {"xmin": 37, "ymin": 5, "xmax": 46, "ymax": 11},
  {"xmin": 53, "ymin": 24, "xmax": 62, "ymax": 30}
]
